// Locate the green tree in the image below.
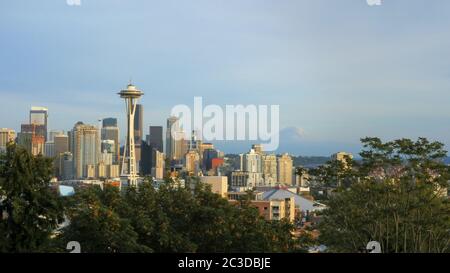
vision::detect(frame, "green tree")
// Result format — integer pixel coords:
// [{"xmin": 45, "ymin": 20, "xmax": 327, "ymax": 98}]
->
[
  {"xmin": 58, "ymin": 185, "xmax": 151, "ymax": 253},
  {"xmin": 306, "ymin": 154, "xmax": 357, "ymax": 200},
  {"xmin": 0, "ymin": 143, "xmax": 64, "ymax": 253},
  {"xmin": 61, "ymin": 177, "xmax": 298, "ymax": 253},
  {"xmin": 315, "ymin": 137, "xmax": 450, "ymax": 253}
]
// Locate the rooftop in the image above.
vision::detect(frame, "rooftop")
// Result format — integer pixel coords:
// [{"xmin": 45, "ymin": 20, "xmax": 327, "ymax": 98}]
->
[{"xmin": 262, "ymin": 188, "xmax": 326, "ymax": 212}]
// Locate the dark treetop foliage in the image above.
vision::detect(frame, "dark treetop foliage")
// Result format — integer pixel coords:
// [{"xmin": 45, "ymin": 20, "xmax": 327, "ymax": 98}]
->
[
  {"xmin": 0, "ymin": 144, "xmax": 64, "ymax": 252},
  {"xmin": 55, "ymin": 179, "xmax": 297, "ymax": 253}
]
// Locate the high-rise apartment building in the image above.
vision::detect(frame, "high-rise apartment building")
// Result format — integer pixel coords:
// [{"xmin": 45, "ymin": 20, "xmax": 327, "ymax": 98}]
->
[
  {"xmin": 71, "ymin": 122, "xmax": 100, "ymax": 179},
  {"xmin": 0, "ymin": 128, "xmax": 16, "ymax": 152},
  {"xmin": 237, "ymin": 148, "xmax": 265, "ymax": 187},
  {"xmin": 332, "ymin": 152, "xmax": 353, "ymax": 169},
  {"xmin": 230, "ymin": 170, "xmax": 263, "ymax": 190},
  {"xmin": 262, "ymin": 154, "xmax": 278, "ymax": 186},
  {"xmin": 241, "ymin": 149, "xmax": 262, "ymax": 173},
  {"xmin": 278, "ymin": 153, "xmax": 293, "ymax": 185},
  {"xmin": 252, "ymin": 144, "xmax": 264, "ymax": 155}
]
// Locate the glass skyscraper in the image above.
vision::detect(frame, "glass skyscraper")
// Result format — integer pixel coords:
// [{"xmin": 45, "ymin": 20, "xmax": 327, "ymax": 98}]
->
[{"xmin": 29, "ymin": 106, "xmax": 48, "ymax": 141}]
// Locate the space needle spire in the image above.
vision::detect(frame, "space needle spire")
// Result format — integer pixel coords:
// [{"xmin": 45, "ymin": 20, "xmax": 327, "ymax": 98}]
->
[{"xmin": 118, "ymin": 82, "xmax": 144, "ymax": 187}]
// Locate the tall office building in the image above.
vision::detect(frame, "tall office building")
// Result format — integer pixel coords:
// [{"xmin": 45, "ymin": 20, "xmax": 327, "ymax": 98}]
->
[
  {"xmin": 54, "ymin": 134, "xmax": 69, "ymax": 155},
  {"xmin": 60, "ymin": 152, "xmax": 74, "ymax": 180},
  {"xmin": 175, "ymin": 130, "xmax": 187, "ymax": 160},
  {"xmin": 140, "ymin": 141, "xmax": 153, "ymax": 175},
  {"xmin": 152, "ymin": 150, "xmax": 165, "ymax": 179},
  {"xmin": 29, "ymin": 106, "xmax": 48, "ymax": 141},
  {"xmin": 142, "ymin": 125, "xmax": 164, "ymax": 176},
  {"xmin": 198, "ymin": 142, "xmax": 213, "ymax": 163},
  {"xmin": 71, "ymin": 122, "xmax": 101, "ymax": 179},
  {"xmin": 203, "ymin": 147, "xmax": 219, "ymax": 172},
  {"xmin": 44, "ymin": 141, "xmax": 55, "ymax": 157},
  {"xmin": 166, "ymin": 116, "xmax": 177, "ymax": 160},
  {"xmin": 148, "ymin": 126, "xmax": 163, "ymax": 153},
  {"xmin": 278, "ymin": 153, "xmax": 293, "ymax": 185},
  {"xmin": 67, "ymin": 130, "xmax": 72, "ymax": 154},
  {"xmin": 185, "ymin": 149, "xmax": 200, "ymax": 175},
  {"xmin": 49, "ymin": 130, "xmax": 64, "ymax": 142},
  {"xmin": 101, "ymin": 124, "xmax": 120, "ymax": 163},
  {"xmin": 54, "ymin": 134, "xmax": 69, "ymax": 177},
  {"xmin": 21, "ymin": 123, "xmax": 46, "ymax": 142},
  {"xmin": 102, "ymin": 117, "xmax": 118, "ymax": 128},
  {"xmin": 18, "ymin": 124, "xmax": 45, "ymax": 156},
  {"xmin": 134, "ymin": 105, "xmax": 144, "ymax": 172},
  {"xmin": 134, "ymin": 105, "xmax": 143, "ymax": 144},
  {"xmin": 166, "ymin": 116, "xmax": 186, "ymax": 161}
]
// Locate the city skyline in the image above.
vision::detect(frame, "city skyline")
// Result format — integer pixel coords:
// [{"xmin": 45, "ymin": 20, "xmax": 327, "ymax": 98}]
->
[{"xmin": 2, "ymin": 1, "xmax": 450, "ymax": 156}]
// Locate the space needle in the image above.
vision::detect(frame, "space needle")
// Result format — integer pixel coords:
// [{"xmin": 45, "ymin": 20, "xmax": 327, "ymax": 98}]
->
[{"xmin": 118, "ymin": 83, "xmax": 144, "ymax": 187}]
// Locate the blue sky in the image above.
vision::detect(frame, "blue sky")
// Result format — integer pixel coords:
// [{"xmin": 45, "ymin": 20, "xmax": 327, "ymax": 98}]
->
[{"xmin": 1, "ymin": 0, "xmax": 450, "ymax": 156}]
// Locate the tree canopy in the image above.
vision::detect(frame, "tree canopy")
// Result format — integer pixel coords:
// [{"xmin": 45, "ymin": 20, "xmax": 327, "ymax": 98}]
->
[
  {"xmin": 310, "ymin": 137, "xmax": 450, "ymax": 253},
  {"xmin": 0, "ymin": 144, "xmax": 64, "ymax": 252},
  {"xmin": 55, "ymin": 179, "xmax": 297, "ymax": 253}
]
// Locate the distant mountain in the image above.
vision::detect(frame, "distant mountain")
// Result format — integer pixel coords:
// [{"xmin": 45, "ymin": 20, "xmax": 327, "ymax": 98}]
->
[
  {"xmin": 224, "ymin": 154, "xmax": 330, "ymax": 169},
  {"xmin": 293, "ymin": 156, "xmax": 330, "ymax": 168},
  {"xmin": 224, "ymin": 155, "xmax": 450, "ymax": 172}
]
